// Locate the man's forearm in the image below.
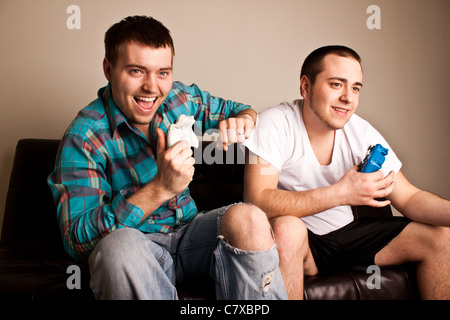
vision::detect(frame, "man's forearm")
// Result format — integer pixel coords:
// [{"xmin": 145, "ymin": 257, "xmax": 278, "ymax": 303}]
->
[
  {"xmin": 397, "ymin": 190, "xmax": 450, "ymax": 227},
  {"xmin": 127, "ymin": 180, "xmax": 175, "ymax": 221},
  {"xmin": 247, "ymin": 185, "xmax": 342, "ymax": 220},
  {"xmin": 387, "ymin": 171, "xmax": 450, "ymax": 227},
  {"xmin": 244, "ymin": 152, "xmax": 347, "ymax": 220}
]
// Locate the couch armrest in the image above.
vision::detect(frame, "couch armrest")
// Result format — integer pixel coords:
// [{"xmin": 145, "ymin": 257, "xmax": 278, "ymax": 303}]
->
[{"xmin": 1, "ymin": 139, "xmax": 61, "ymax": 245}]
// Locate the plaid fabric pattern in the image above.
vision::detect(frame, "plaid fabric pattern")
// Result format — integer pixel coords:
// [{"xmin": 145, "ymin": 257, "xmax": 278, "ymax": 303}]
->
[{"xmin": 48, "ymin": 81, "xmax": 250, "ymax": 261}]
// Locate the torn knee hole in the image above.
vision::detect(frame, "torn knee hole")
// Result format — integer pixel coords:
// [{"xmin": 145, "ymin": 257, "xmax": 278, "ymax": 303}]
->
[{"xmin": 262, "ymin": 272, "xmax": 274, "ymax": 293}]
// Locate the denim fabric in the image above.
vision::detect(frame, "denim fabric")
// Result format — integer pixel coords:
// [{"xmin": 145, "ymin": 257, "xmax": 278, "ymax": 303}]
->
[
  {"xmin": 88, "ymin": 205, "xmax": 287, "ymax": 300},
  {"xmin": 88, "ymin": 227, "xmax": 178, "ymax": 299},
  {"xmin": 214, "ymin": 239, "xmax": 288, "ymax": 299}
]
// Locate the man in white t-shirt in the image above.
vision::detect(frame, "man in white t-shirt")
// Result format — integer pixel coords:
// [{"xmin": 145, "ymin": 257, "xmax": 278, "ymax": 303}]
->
[{"xmin": 243, "ymin": 45, "xmax": 450, "ymax": 300}]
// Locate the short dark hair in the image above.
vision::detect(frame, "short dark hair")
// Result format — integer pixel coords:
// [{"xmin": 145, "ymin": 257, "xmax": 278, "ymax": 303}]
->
[
  {"xmin": 104, "ymin": 15, "xmax": 175, "ymax": 65},
  {"xmin": 300, "ymin": 45, "xmax": 362, "ymax": 85}
]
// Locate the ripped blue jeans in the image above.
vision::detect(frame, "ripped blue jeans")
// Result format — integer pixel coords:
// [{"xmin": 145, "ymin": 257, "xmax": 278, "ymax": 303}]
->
[{"xmin": 88, "ymin": 205, "xmax": 288, "ymax": 300}]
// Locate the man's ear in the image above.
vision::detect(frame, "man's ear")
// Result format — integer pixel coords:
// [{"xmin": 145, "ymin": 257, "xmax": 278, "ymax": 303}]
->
[
  {"xmin": 103, "ymin": 57, "xmax": 112, "ymax": 82},
  {"xmin": 300, "ymin": 75, "xmax": 310, "ymax": 99}
]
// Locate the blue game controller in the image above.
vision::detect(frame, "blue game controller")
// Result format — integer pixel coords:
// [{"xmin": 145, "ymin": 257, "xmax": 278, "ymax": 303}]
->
[{"xmin": 359, "ymin": 144, "xmax": 388, "ymax": 173}]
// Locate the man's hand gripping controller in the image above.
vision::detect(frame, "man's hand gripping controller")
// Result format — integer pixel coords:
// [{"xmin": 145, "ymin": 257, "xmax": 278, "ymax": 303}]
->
[
  {"xmin": 359, "ymin": 144, "xmax": 388, "ymax": 173},
  {"xmin": 167, "ymin": 115, "xmax": 199, "ymax": 149}
]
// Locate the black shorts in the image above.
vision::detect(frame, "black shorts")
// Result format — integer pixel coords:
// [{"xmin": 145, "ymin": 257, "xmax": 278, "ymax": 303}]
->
[{"xmin": 308, "ymin": 217, "xmax": 411, "ymax": 274}]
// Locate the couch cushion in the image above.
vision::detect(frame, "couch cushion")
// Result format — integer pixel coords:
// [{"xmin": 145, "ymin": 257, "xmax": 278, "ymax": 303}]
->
[
  {"xmin": 0, "ymin": 241, "xmax": 93, "ymax": 300},
  {"xmin": 303, "ymin": 265, "xmax": 419, "ymax": 300}
]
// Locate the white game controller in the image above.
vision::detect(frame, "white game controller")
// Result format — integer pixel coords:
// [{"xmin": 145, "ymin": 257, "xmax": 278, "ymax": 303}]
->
[{"xmin": 167, "ymin": 114, "xmax": 199, "ymax": 149}]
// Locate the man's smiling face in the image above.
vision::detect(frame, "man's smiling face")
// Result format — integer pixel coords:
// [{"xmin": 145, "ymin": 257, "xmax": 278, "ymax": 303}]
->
[
  {"xmin": 103, "ymin": 41, "xmax": 173, "ymax": 135},
  {"xmin": 304, "ymin": 54, "xmax": 363, "ymax": 131}
]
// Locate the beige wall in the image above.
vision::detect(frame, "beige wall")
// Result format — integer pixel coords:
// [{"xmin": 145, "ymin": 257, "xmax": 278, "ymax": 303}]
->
[{"xmin": 0, "ymin": 0, "xmax": 449, "ymax": 233}]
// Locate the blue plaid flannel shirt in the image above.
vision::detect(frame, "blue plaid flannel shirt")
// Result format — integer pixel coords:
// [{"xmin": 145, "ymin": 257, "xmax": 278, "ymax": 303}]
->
[{"xmin": 47, "ymin": 81, "xmax": 250, "ymax": 261}]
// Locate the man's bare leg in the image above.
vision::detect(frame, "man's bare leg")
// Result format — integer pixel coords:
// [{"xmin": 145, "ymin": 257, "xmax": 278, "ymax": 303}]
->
[
  {"xmin": 271, "ymin": 216, "xmax": 317, "ymax": 299},
  {"xmin": 375, "ymin": 222, "xmax": 450, "ymax": 299}
]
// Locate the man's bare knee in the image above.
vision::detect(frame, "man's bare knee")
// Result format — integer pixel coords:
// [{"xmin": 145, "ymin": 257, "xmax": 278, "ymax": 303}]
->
[
  {"xmin": 220, "ymin": 204, "xmax": 274, "ymax": 251},
  {"xmin": 271, "ymin": 216, "xmax": 307, "ymax": 245},
  {"xmin": 270, "ymin": 216, "xmax": 318, "ymax": 276},
  {"xmin": 221, "ymin": 204, "xmax": 269, "ymax": 233},
  {"xmin": 271, "ymin": 216, "xmax": 309, "ymax": 261},
  {"xmin": 426, "ymin": 226, "xmax": 450, "ymax": 259}
]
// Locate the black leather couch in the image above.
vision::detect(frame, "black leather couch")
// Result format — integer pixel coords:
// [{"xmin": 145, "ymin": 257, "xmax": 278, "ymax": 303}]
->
[{"xmin": 0, "ymin": 139, "xmax": 420, "ymax": 300}]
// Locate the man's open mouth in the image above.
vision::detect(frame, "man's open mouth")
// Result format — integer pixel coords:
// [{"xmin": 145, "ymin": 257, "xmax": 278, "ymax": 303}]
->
[
  {"xmin": 332, "ymin": 106, "xmax": 350, "ymax": 116},
  {"xmin": 134, "ymin": 96, "xmax": 157, "ymax": 111}
]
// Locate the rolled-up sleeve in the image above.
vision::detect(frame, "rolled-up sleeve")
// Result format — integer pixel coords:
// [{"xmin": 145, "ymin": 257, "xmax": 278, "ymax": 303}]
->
[{"xmin": 175, "ymin": 82, "xmax": 252, "ymax": 131}]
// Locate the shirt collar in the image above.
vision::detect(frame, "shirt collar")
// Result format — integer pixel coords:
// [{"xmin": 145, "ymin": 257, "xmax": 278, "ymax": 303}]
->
[{"xmin": 98, "ymin": 83, "xmax": 129, "ymax": 134}]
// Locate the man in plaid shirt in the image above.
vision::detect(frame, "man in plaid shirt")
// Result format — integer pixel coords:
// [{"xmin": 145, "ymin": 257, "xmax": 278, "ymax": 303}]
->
[{"xmin": 48, "ymin": 16, "xmax": 290, "ymax": 300}]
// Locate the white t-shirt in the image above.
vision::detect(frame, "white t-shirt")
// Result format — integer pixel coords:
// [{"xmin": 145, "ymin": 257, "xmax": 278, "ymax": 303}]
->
[{"xmin": 242, "ymin": 100, "xmax": 402, "ymax": 235}]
